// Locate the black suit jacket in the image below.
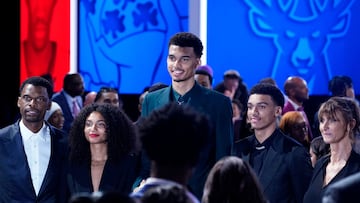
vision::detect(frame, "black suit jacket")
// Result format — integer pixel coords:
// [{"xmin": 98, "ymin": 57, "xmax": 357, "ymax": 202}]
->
[
  {"xmin": 304, "ymin": 150, "xmax": 360, "ymax": 203},
  {"xmin": 0, "ymin": 121, "xmax": 68, "ymax": 203},
  {"xmin": 138, "ymin": 83, "xmax": 233, "ymax": 199},
  {"xmin": 232, "ymin": 129, "xmax": 313, "ymax": 203},
  {"xmin": 67, "ymin": 154, "xmax": 139, "ymax": 195},
  {"xmin": 322, "ymin": 171, "xmax": 360, "ymax": 203}
]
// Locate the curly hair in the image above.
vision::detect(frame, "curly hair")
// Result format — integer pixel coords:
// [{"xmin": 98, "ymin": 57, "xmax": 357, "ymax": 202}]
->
[
  {"xmin": 69, "ymin": 103, "xmax": 138, "ymax": 163},
  {"xmin": 168, "ymin": 32, "xmax": 203, "ymax": 58}
]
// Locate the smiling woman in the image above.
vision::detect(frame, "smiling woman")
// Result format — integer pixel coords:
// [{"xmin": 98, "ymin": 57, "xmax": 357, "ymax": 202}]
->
[{"xmin": 67, "ymin": 103, "xmax": 140, "ymax": 197}]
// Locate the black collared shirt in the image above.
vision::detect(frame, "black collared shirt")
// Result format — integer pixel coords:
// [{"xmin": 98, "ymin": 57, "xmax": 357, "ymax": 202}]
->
[{"xmin": 250, "ymin": 134, "xmax": 275, "ymax": 175}]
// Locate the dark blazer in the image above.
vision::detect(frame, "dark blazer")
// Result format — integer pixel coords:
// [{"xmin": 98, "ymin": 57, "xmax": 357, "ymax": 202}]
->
[
  {"xmin": 67, "ymin": 154, "xmax": 139, "ymax": 195},
  {"xmin": 232, "ymin": 129, "xmax": 313, "ymax": 203},
  {"xmin": 0, "ymin": 121, "xmax": 68, "ymax": 203},
  {"xmin": 52, "ymin": 91, "xmax": 74, "ymax": 134},
  {"xmin": 303, "ymin": 150, "xmax": 360, "ymax": 203},
  {"xmin": 322, "ymin": 171, "xmax": 360, "ymax": 203},
  {"xmin": 139, "ymin": 83, "xmax": 234, "ymax": 199}
]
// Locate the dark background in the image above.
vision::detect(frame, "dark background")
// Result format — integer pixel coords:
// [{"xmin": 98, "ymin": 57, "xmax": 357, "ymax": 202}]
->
[{"xmin": 0, "ymin": 1, "xmax": 358, "ymax": 129}]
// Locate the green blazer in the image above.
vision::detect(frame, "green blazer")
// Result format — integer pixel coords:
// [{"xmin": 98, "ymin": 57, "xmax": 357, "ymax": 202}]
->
[{"xmin": 140, "ymin": 82, "xmax": 234, "ymax": 199}]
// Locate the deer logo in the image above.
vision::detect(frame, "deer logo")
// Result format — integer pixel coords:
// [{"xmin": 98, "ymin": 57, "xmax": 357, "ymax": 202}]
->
[{"xmin": 244, "ymin": 0, "xmax": 354, "ymax": 93}]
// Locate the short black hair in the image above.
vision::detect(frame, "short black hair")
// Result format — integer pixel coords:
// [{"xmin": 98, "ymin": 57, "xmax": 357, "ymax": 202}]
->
[
  {"xmin": 20, "ymin": 76, "xmax": 54, "ymax": 99},
  {"xmin": 249, "ymin": 83, "xmax": 285, "ymax": 108},
  {"xmin": 138, "ymin": 102, "xmax": 211, "ymax": 167},
  {"xmin": 328, "ymin": 75, "xmax": 353, "ymax": 96},
  {"xmin": 168, "ymin": 32, "xmax": 203, "ymax": 58}
]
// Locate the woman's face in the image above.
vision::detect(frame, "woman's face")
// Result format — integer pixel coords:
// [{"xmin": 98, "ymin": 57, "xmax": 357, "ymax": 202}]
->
[
  {"xmin": 84, "ymin": 111, "xmax": 107, "ymax": 144},
  {"xmin": 319, "ymin": 111, "xmax": 348, "ymax": 144}
]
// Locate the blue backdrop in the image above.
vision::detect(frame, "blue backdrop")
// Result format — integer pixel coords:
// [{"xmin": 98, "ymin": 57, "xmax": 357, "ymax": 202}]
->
[{"xmin": 79, "ymin": 0, "xmax": 359, "ymax": 95}]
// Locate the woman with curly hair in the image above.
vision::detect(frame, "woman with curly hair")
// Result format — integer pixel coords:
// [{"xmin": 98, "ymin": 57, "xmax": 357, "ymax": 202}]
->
[{"xmin": 67, "ymin": 103, "xmax": 139, "ymax": 196}]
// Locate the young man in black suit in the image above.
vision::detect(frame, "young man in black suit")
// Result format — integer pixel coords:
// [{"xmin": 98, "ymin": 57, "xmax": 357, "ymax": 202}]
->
[
  {"xmin": 232, "ymin": 83, "xmax": 313, "ymax": 203},
  {"xmin": 0, "ymin": 76, "xmax": 68, "ymax": 202}
]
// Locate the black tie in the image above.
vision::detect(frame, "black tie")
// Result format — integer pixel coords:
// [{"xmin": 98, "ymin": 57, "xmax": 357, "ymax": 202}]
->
[{"xmin": 177, "ymin": 96, "xmax": 185, "ymax": 105}]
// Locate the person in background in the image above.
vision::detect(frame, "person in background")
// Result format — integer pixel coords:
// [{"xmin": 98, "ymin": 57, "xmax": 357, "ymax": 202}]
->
[
  {"xmin": 309, "ymin": 136, "xmax": 330, "ymax": 167},
  {"xmin": 67, "ymin": 103, "xmax": 139, "ymax": 195},
  {"xmin": 232, "ymin": 83, "xmax": 313, "ymax": 203},
  {"xmin": 214, "ymin": 69, "xmax": 249, "ymax": 110},
  {"xmin": 282, "ymin": 76, "xmax": 313, "ymax": 140},
  {"xmin": 83, "ymin": 91, "xmax": 97, "ymax": 107},
  {"xmin": 232, "ymin": 99, "xmax": 245, "ymax": 142},
  {"xmin": 202, "ymin": 156, "xmax": 268, "ymax": 203},
  {"xmin": 130, "ymin": 102, "xmax": 211, "ymax": 203},
  {"xmin": 0, "ymin": 76, "xmax": 68, "ymax": 202},
  {"xmin": 135, "ymin": 32, "xmax": 233, "ymax": 199},
  {"xmin": 141, "ymin": 184, "xmax": 193, "ymax": 203},
  {"xmin": 194, "ymin": 65, "xmax": 213, "ymax": 89},
  {"xmin": 313, "ymin": 75, "xmax": 357, "ymax": 138},
  {"xmin": 52, "ymin": 73, "xmax": 85, "ymax": 134},
  {"xmin": 94, "ymin": 86, "xmax": 123, "ymax": 109},
  {"xmin": 45, "ymin": 101, "xmax": 65, "ymax": 130},
  {"xmin": 279, "ymin": 111, "xmax": 311, "ymax": 149},
  {"xmin": 322, "ymin": 171, "xmax": 360, "ymax": 203},
  {"xmin": 303, "ymin": 97, "xmax": 360, "ymax": 203}
]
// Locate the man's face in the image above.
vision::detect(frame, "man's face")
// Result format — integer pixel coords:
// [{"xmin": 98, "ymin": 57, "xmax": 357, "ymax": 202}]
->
[
  {"xmin": 195, "ymin": 74, "xmax": 212, "ymax": 89},
  {"xmin": 167, "ymin": 45, "xmax": 200, "ymax": 83},
  {"xmin": 96, "ymin": 92, "xmax": 120, "ymax": 108},
  {"xmin": 17, "ymin": 84, "xmax": 51, "ymax": 124}
]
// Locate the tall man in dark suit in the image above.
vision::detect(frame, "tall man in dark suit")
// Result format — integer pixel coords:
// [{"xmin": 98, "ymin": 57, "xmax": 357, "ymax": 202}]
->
[
  {"xmin": 232, "ymin": 83, "xmax": 313, "ymax": 203},
  {"xmin": 135, "ymin": 32, "xmax": 234, "ymax": 199},
  {"xmin": 0, "ymin": 76, "xmax": 68, "ymax": 202},
  {"xmin": 52, "ymin": 73, "xmax": 85, "ymax": 134}
]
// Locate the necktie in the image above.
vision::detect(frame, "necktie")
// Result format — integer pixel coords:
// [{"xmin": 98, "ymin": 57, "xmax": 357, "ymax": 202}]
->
[
  {"xmin": 177, "ymin": 96, "xmax": 185, "ymax": 105},
  {"xmin": 72, "ymin": 99, "xmax": 80, "ymax": 117}
]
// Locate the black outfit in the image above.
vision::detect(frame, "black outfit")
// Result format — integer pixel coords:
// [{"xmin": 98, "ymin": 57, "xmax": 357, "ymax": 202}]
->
[
  {"xmin": 232, "ymin": 129, "xmax": 313, "ymax": 203},
  {"xmin": 67, "ymin": 154, "xmax": 139, "ymax": 195},
  {"xmin": 322, "ymin": 171, "xmax": 360, "ymax": 203},
  {"xmin": 303, "ymin": 150, "xmax": 360, "ymax": 203}
]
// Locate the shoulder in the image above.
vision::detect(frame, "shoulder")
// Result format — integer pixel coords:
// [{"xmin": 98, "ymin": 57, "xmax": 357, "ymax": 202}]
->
[{"xmin": 0, "ymin": 122, "xmax": 19, "ymax": 139}]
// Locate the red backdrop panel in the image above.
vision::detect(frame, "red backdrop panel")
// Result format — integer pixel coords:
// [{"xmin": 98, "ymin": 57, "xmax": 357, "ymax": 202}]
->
[{"xmin": 20, "ymin": 0, "xmax": 70, "ymax": 92}]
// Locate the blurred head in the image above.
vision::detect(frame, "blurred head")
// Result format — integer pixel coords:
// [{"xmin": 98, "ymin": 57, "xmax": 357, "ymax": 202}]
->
[
  {"xmin": 195, "ymin": 65, "xmax": 213, "ymax": 89},
  {"xmin": 95, "ymin": 87, "xmax": 122, "ymax": 108},
  {"xmin": 141, "ymin": 184, "xmax": 192, "ymax": 203},
  {"xmin": 202, "ymin": 156, "xmax": 267, "ymax": 203},
  {"xmin": 284, "ymin": 76, "xmax": 309, "ymax": 103},
  {"xmin": 328, "ymin": 75, "xmax": 355, "ymax": 98},
  {"xmin": 45, "ymin": 101, "xmax": 64, "ymax": 129},
  {"xmin": 223, "ymin": 70, "xmax": 240, "ymax": 91},
  {"xmin": 63, "ymin": 73, "xmax": 85, "ymax": 97},
  {"xmin": 309, "ymin": 136, "xmax": 330, "ymax": 167},
  {"xmin": 279, "ymin": 111, "xmax": 309, "ymax": 146}
]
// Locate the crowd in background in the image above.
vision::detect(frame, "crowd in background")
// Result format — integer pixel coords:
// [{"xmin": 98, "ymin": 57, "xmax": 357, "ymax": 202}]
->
[{"xmin": 1, "ymin": 32, "xmax": 360, "ymax": 203}]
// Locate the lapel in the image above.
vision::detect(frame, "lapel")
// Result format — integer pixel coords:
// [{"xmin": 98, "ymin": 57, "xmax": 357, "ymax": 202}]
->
[
  {"xmin": 258, "ymin": 132, "xmax": 285, "ymax": 191},
  {"xmin": 37, "ymin": 125, "xmax": 55, "ymax": 196},
  {"xmin": 5, "ymin": 122, "xmax": 37, "ymax": 197},
  {"xmin": 156, "ymin": 87, "xmax": 171, "ymax": 106}
]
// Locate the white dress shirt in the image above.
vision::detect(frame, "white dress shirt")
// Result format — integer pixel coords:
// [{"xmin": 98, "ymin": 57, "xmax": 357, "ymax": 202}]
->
[{"xmin": 20, "ymin": 120, "xmax": 51, "ymax": 195}]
